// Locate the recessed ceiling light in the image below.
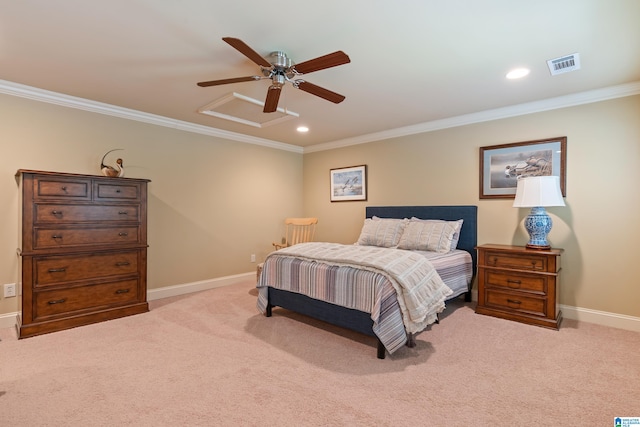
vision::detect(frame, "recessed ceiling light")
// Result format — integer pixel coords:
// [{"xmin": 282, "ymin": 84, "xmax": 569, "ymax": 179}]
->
[
  {"xmin": 506, "ymin": 68, "xmax": 530, "ymax": 79},
  {"xmin": 297, "ymin": 126, "xmax": 309, "ymax": 133}
]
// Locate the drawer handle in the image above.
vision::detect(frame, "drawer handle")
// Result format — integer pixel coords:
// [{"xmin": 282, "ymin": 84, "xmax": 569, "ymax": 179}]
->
[
  {"xmin": 51, "ymin": 210, "xmax": 63, "ymax": 215},
  {"xmin": 52, "ymin": 235, "xmax": 63, "ymax": 239},
  {"xmin": 115, "ymin": 261, "xmax": 130, "ymax": 266},
  {"xmin": 48, "ymin": 268, "xmax": 67, "ymax": 273},
  {"xmin": 118, "ymin": 211, "xmax": 128, "ymax": 215},
  {"xmin": 48, "ymin": 298, "xmax": 67, "ymax": 305},
  {"xmin": 118, "ymin": 232, "xmax": 128, "ymax": 237},
  {"xmin": 507, "ymin": 299, "xmax": 522, "ymax": 305},
  {"xmin": 61, "ymin": 186, "xmax": 67, "ymax": 192},
  {"xmin": 116, "ymin": 189, "xmax": 121, "ymax": 193},
  {"xmin": 507, "ymin": 279, "xmax": 522, "ymax": 288},
  {"xmin": 491, "ymin": 257, "xmax": 498, "ymax": 265},
  {"xmin": 115, "ymin": 289, "xmax": 130, "ymax": 294}
]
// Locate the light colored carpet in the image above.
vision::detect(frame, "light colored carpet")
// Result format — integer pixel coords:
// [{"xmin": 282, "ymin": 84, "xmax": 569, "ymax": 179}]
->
[{"xmin": 1, "ymin": 280, "xmax": 638, "ymax": 426}]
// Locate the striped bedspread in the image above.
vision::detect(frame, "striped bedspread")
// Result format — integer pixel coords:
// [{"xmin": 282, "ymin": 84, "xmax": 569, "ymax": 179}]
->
[{"xmin": 256, "ymin": 242, "xmax": 454, "ymax": 353}]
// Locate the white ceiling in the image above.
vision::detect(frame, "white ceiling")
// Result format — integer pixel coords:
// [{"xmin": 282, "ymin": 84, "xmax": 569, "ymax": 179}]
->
[{"xmin": 1, "ymin": 1, "xmax": 639, "ymax": 151}]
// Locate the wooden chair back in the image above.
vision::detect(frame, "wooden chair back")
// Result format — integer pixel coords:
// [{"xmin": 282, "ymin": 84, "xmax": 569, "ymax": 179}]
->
[{"xmin": 273, "ymin": 217, "xmax": 318, "ymax": 250}]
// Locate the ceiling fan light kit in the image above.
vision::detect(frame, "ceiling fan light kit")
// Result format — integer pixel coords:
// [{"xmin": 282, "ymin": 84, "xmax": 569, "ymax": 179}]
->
[{"xmin": 197, "ymin": 37, "xmax": 350, "ymax": 113}]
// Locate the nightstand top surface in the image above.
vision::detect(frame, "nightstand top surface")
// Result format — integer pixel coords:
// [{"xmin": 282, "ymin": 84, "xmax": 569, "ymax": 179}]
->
[{"xmin": 476, "ymin": 243, "xmax": 563, "ymax": 255}]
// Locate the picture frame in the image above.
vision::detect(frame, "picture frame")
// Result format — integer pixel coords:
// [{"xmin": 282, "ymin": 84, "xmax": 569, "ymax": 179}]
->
[
  {"xmin": 330, "ymin": 165, "xmax": 367, "ymax": 202},
  {"xmin": 479, "ymin": 137, "xmax": 567, "ymax": 199}
]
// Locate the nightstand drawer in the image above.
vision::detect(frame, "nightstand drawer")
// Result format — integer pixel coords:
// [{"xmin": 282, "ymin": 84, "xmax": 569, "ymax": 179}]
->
[
  {"xmin": 482, "ymin": 270, "xmax": 547, "ymax": 294},
  {"xmin": 483, "ymin": 251, "xmax": 548, "ymax": 271},
  {"xmin": 484, "ymin": 289, "xmax": 546, "ymax": 317}
]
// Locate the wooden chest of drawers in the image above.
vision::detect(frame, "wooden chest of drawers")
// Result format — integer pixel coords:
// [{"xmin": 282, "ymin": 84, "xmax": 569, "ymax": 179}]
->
[
  {"xmin": 17, "ymin": 170, "xmax": 150, "ymax": 338},
  {"xmin": 475, "ymin": 244, "xmax": 563, "ymax": 329}
]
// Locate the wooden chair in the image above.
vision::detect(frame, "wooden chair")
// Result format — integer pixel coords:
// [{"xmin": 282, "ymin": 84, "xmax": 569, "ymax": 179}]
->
[
  {"xmin": 273, "ymin": 217, "xmax": 318, "ymax": 250},
  {"xmin": 257, "ymin": 217, "xmax": 318, "ymax": 282}
]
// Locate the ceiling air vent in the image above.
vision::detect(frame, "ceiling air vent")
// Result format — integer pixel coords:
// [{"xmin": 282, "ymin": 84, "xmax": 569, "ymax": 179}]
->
[
  {"xmin": 198, "ymin": 92, "xmax": 299, "ymax": 128},
  {"xmin": 547, "ymin": 53, "xmax": 581, "ymax": 76}
]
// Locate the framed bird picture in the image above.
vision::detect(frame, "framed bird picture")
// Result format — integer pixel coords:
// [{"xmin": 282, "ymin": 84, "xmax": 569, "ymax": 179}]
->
[
  {"xmin": 330, "ymin": 165, "xmax": 367, "ymax": 202},
  {"xmin": 479, "ymin": 137, "xmax": 566, "ymax": 199}
]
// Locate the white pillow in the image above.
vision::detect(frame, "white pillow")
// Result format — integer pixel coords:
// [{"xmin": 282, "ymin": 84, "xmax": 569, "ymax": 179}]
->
[
  {"xmin": 356, "ymin": 217, "xmax": 408, "ymax": 248},
  {"xmin": 397, "ymin": 218, "xmax": 463, "ymax": 253}
]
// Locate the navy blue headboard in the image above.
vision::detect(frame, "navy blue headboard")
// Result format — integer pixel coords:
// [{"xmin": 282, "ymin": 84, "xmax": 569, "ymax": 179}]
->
[{"xmin": 366, "ymin": 205, "xmax": 478, "ymax": 276}]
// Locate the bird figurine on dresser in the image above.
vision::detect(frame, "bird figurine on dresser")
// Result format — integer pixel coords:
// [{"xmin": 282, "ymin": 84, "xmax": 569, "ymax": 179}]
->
[{"xmin": 100, "ymin": 149, "xmax": 125, "ymax": 177}]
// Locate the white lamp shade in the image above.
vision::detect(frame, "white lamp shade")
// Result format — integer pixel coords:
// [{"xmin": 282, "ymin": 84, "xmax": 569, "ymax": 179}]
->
[{"xmin": 513, "ymin": 176, "xmax": 565, "ymax": 207}]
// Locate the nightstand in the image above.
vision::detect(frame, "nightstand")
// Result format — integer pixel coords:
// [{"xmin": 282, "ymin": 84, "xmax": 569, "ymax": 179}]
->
[{"xmin": 475, "ymin": 244, "xmax": 563, "ymax": 329}]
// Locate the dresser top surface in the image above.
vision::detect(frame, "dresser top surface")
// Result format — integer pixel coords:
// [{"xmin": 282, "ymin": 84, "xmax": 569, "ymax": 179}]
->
[{"xmin": 16, "ymin": 169, "xmax": 150, "ymax": 183}]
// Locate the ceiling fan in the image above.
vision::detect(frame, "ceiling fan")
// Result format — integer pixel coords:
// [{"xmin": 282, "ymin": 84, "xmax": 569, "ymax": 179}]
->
[{"xmin": 197, "ymin": 37, "xmax": 350, "ymax": 113}]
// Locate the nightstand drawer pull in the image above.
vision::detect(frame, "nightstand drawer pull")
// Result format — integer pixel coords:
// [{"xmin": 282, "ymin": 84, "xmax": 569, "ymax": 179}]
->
[
  {"xmin": 61, "ymin": 186, "xmax": 67, "ymax": 192},
  {"xmin": 118, "ymin": 232, "xmax": 128, "ymax": 236},
  {"xmin": 48, "ymin": 298, "xmax": 67, "ymax": 305},
  {"xmin": 118, "ymin": 211, "xmax": 128, "ymax": 215},
  {"xmin": 48, "ymin": 267, "xmax": 67, "ymax": 273},
  {"xmin": 51, "ymin": 210, "xmax": 63, "ymax": 215},
  {"xmin": 115, "ymin": 261, "xmax": 130, "ymax": 266},
  {"xmin": 507, "ymin": 299, "xmax": 522, "ymax": 305},
  {"xmin": 52, "ymin": 235, "xmax": 63, "ymax": 239},
  {"xmin": 115, "ymin": 288, "xmax": 130, "ymax": 294}
]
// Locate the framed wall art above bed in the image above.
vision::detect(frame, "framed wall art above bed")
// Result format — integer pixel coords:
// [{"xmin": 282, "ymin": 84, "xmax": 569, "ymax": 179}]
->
[
  {"xmin": 330, "ymin": 164, "xmax": 367, "ymax": 202},
  {"xmin": 479, "ymin": 137, "xmax": 567, "ymax": 199}
]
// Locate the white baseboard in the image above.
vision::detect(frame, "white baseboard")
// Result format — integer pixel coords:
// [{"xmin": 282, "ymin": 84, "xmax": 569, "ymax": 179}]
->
[
  {"xmin": 559, "ymin": 304, "xmax": 640, "ymax": 333},
  {"xmin": 147, "ymin": 272, "xmax": 254, "ymax": 301},
  {"xmin": 2, "ymin": 275, "xmax": 639, "ymax": 334},
  {"xmin": 0, "ymin": 312, "xmax": 17, "ymax": 330}
]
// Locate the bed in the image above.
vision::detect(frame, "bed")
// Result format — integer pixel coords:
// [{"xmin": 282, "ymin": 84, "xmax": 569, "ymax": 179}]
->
[{"xmin": 256, "ymin": 205, "xmax": 477, "ymax": 359}]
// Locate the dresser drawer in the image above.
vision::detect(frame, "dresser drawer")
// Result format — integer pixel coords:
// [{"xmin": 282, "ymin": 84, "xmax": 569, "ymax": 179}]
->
[
  {"xmin": 483, "ymin": 251, "xmax": 549, "ymax": 272},
  {"xmin": 34, "ymin": 251, "xmax": 139, "ymax": 287},
  {"xmin": 34, "ymin": 226, "xmax": 141, "ymax": 249},
  {"xmin": 35, "ymin": 204, "xmax": 140, "ymax": 223},
  {"xmin": 482, "ymin": 269, "xmax": 547, "ymax": 295},
  {"xmin": 34, "ymin": 177, "xmax": 91, "ymax": 200},
  {"xmin": 95, "ymin": 182, "xmax": 141, "ymax": 201},
  {"xmin": 34, "ymin": 279, "xmax": 140, "ymax": 319},
  {"xmin": 484, "ymin": 289, "xmax": 547, "ymax": 317}
]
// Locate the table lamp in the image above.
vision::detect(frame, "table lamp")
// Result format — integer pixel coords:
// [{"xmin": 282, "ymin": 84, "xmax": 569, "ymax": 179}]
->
[{"xmin": 512, "ymin": 175, "xmax": 565, "ymax": 250}]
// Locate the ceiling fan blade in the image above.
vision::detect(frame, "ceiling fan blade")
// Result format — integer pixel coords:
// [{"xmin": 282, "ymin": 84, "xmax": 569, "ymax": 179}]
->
[
  {"xmin": 292, "ymin": 51, "xmax": 350, "ymax": 74},
  {"xmin": 222, "ymin": 37, "xmax": 272, "ymax": 68},
  {"xmin": 197, "ymin": 76, "xmax": 260, "ymax": 87},
  {"xmin": 296, "ymin": 81, "xmax": 346, "ymax": 104},
  {"xmin": 263, "ymin": 86, "xmax": 282, "ymax": 113}
]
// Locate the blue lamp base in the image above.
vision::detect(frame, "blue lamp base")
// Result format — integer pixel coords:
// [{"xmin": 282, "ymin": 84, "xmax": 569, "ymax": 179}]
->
[{"xmin": 524, "ymin": 206, "xmax": 553, "ymax": 250}]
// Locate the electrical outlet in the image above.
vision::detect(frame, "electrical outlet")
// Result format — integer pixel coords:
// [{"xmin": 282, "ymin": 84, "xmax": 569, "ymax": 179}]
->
[
  {"xmin": 3, "ymin": 283, "xmax": 16, "ymax": 298},
  {"xmin": 250, "ymin": 254, "xmax": 256, "ymax": 263}
]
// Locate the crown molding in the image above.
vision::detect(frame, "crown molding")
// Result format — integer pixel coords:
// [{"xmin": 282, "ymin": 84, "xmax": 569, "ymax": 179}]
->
[
  {"xmin": 304, "ymin": 81, "xmax": 640, "ymax": 153},
  {"xmin": 0, "ymin": 79, "xmax": 303, "ymax": 154},
  {"xmin": 2, "ymin": 79, "xmax": 638, "ymax": 155}
]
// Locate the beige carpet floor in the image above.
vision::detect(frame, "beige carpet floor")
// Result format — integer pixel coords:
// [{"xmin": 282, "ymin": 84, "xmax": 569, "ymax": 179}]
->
[{"xmin": 1, "ymin": 280, "xmax": 638, "ymax": 426}]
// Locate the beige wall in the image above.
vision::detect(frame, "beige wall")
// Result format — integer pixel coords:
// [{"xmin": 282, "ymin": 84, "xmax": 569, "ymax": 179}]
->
[
  {"xmin": 2, "ymin": 91, "xmax": 638, "ymax": 321},
  {"xmin": 304, "ymin": 95, "xmax": 640, "ymax": 318},
  {"xmin": 0, "ymin": 94, "xmax": 303, "ymax": 315}
]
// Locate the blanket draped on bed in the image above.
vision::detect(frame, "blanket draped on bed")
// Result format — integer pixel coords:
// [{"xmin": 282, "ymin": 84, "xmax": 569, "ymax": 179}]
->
[{"xmin": 256, "ymin": 242, "xmax": 453, "ymax": 346}]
